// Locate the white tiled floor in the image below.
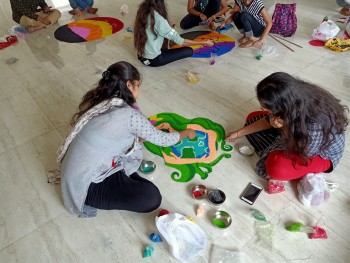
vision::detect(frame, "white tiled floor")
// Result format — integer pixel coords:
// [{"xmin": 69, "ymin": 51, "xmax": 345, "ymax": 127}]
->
[{"xmin": 0, "ymin": 0, "xmax": 349, "ymax": 262}]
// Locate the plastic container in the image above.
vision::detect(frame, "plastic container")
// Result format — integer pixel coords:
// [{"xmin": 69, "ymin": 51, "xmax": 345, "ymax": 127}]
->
[{"xmin": 187, "ymin": 70, "xmax": 200, "ymax": 83}]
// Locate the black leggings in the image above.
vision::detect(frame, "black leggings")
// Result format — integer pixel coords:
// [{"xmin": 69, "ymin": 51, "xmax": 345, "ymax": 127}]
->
[
  {"xmin": 139, "ymin": 47, "xmax": 193, "ymax": 67},
  {"xmin": 180, "ymin": 0, "xmax": 221, "ymax": 29},
  {"xmin": 85, "ymin": 170, "xmax": 162, "ymax": 213}
]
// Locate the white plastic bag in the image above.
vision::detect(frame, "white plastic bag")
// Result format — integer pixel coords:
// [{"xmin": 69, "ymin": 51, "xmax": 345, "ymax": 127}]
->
[
  {"xmin": 297, "ymin": 173, "xmax": 334, "ymax": 207},
  {"xmin": 156, "ymin": 213, "xmax": 207, "ymax": 262},
  {"xmin": 311, "ymin": 20, "xmax": 340, "ymax": 42}
]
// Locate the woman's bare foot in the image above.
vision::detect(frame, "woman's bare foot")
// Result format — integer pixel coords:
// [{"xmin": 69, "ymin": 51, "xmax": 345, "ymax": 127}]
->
[
  {"xmin": 74, "ymin": 7, "xmax": 83, "ymax": 17},
  {"xmin": 87, "ymin": 7, "xmax": 98, "ymax": 14},
  {"xmin": 208, "ymin": 22, "xmax": 216, "ymax": 31},
  {"xmin": 238, "ymin": 36, "xmax": 248, "ymax": 43},
  {"xmin": 28, "ymin": 25, "xmax": 45, "ymax": 33},
  {"xmin": 239, "ymin": 38, "xmax": 254, "ymax": 48}
]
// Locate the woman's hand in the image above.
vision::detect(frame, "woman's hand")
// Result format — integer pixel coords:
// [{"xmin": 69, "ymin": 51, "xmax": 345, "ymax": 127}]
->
[
  {"xmin": 225, "ymin": 130, "xmax": 240, "ymax": 142},
  {"xmin": 43, "ymin": 6, "xmax": 52, "ymax": 13},
  {"xmin": 202, "ymin": 39, "xmax": 214, "ymax": 47},
  {"xmin": 253, "ymin": 39, "xmax": 264, "ymax": 47},
  {"xmin": 179, "ymin": 128, "xmax": 196, "ymax": 141},
  {"xmin": 185, "ymin": 128, "xmax": 196, "ymax": 139},
  {"xmin": 269, "ymin": 116, "xmax": 284, "ymax": 128},
  {"xmin": 199, "ymin": 13, "xmax": 207, "ymax": 21}
]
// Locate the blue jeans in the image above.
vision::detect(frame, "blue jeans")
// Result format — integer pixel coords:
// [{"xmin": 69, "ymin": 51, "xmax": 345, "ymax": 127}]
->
[
  {"xmin": 180, "ymin": 0, "xmax": 221, "ymax": 30},
  {"xmin": 336, "ymin": 0, "xmax": 350, "ymax": 9},
  {"xmin": 69, "ymin": 0, "xmax": 93, "ymax": 11},
  {"xmin": 232, "ymin": 11, "xmax": 265, "ymax": 38},
  {"xmin": 138, "ymin": 47, "xmax": 193, "ymax": 67}
]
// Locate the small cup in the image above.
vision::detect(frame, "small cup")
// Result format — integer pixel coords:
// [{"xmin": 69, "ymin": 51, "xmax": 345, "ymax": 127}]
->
[
  {"xmin": 237, "ymin": 144, "xmax": 254, "ymax": 157},
  {"xmin": 192, "ymin": 185, "xmax": 208, "ymax": 199},
  {"xmin": 187, "ymin": 70, "xmax": 200, "ymax": 83},
  {"xmin": 139, "ymin": 160, "xmax": 156, "ymax": 174},
  {"xmin": 207, "ymin": 189, "xmax": 226, "ymax": 205},
  {"xmin": 211, "ymin": 210, "xmax": 232, "ymax": 229}
]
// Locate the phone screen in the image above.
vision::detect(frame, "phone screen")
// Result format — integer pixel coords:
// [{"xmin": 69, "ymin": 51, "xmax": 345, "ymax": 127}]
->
[{"xmin": 240, "ymin": 183, "xmax": 263, "ymax": 204}]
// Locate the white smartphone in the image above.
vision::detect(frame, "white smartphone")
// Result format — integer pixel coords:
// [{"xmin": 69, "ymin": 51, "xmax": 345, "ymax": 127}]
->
[{"xmin": 240, "ymin": 182, "xmax": 263, "ymax": 205}]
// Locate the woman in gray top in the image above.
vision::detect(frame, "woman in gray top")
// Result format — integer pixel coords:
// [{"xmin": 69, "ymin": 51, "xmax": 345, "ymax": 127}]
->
[{"xmin": 60, "ymin": 61, "xmax": 196, "ymax": 217}]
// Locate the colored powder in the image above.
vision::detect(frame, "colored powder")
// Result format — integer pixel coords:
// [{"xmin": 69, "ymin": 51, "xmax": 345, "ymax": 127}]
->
[
  {"xmin": 250, "ymin": 208, "xmax": 267, "ymax": 221},
  {"xmin": 310, "ymin": 226, "xmax": 328, "ymax": 239},
  {"xmin": 213, "ymin": 219, "xmax": 227, "ymax": 228},
  {"xmin": 193, "ymin": 191, "xmax": 203, "ymax": 198},
  {"xmin": 286, "ymin": 222, "xmax": 303, "ymax": 232}
]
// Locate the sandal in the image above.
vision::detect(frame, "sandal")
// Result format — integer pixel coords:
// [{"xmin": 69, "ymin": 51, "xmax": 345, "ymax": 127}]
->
[{"xmin": 0, "ymin": 35, "xmax": 18, "ymax": 50}]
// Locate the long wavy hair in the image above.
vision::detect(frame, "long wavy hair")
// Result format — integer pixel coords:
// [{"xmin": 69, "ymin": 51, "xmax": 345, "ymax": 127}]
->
[
  {"xmin": 257, "ymin": 72, "xmax": 348, "ymax": 164},
  {"xmin": 134, "ymin": 0, "xmax": 169, "ymax": 55},
  {"xmin": 71, "ymin": 61, "xmax": 140, "ymax": 125}
]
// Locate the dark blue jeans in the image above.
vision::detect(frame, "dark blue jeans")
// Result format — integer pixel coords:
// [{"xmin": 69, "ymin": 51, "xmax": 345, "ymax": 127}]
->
[
  {"xmin": 180, "ymin": 0, "xmax": 221, "ymax": 30},
  {"xmin": 138, "ymin": 47, "xmax": 193, "ymax": 67},
  {"xmin": 232, "ymin": 11, "xmax": 265, "ymax": 38}
]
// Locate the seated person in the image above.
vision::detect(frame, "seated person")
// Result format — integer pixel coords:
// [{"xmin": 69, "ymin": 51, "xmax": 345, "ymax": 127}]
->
[
  {"xmin": 59, "ymin": 61, "xmax": 196, "ymax": 217},
  {"xmin": 180, "ymin": 0, "xmax": 228, "ymax": 31},
  {"xmin": 134, "ymin": 0, "xmax": 213, "ymax": 67},
  {"xmin": 221, "ymin": 0, "xmax": 271, "ymax": 47},
  {"xmin": 336, "ymin": 0, "xmax": 350, "ymax": 16},
  {"xmin": 226, "ymin": 72, "xmax": 347, "ymax": 183},
  {"xmin": 10, "ymin": 0, "xmax": 61, "ymax": 33},
  {"xmin": 68, "ymin": 0, "xmax": 98, "ymax": 17}
]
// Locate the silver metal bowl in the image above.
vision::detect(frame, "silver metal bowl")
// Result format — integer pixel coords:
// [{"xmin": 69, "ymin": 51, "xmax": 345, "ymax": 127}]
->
[
  {"xmin": 139, "ymin": 160, "xmax": 156, "ymax": 174},
  {"xmin": 211, "ymin": 210, "xmax": 232, "ymax": 229},
  {"xmin": 238, "ymin": 144, "xmax": 254, "ymax": 157},
  {"xmin": 207, "ymin": 189, "xmax": 226, "ymax": 205},
  {"xmin": 192, "ymin": 185, "xmax": 208, "ymax": 199}
]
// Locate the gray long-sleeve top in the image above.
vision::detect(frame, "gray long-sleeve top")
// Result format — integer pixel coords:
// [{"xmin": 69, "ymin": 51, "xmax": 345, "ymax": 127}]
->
[{"xmin": 61, "ymin": 105, "xmax": 180, "ymax": 217}]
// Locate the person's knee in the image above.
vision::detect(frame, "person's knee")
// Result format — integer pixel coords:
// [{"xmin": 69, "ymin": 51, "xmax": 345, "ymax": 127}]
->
[
  {"xmin": 239, "ymin": 11, "xmax": 248, "ymax": 22},
  {"xmin": 141, "ymin": 184, "xmax": 162, "ymax": 212},
  {"xmin": 266, "ymin": 151, "xmax": 291, "ymax": 180},
  {"xmin": 180, "ymin": 19, "xmax": 191, "ymax": 30},
  {"xmin": 232, "ymin": 12, "xmax": 240, "ymax": 22}
]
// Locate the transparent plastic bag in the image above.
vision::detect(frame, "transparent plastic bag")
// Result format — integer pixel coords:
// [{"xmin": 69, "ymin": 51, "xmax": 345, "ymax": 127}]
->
[
  {"xmin": 155, "ymin": 213, "xmax": 207, "ymax": 262},
  {"xmin": 297, "ymin": 173, "xmax": 331, "ymax": 207},
  {"xmin": 311, "ymin": 20, "xmax": 340, "ymax": 42},
  {"xmin": 120, "ymin": 4, "xmax": 129, "ymax": 17},
  {"xmin": 209, "ymin": 245, "xmax": 243, "ymax": 263},
  {"xmin": 255, "ymin": 43, "xmax": 279, "ymax": 60}
]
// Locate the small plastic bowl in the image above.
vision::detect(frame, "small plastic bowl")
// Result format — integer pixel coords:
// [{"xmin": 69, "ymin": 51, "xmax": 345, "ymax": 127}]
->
[
  {"xmin": 192, "ymin": 185, "xmax": 208, "ymax": 199},
  {"xmin": 212, "ymin": 210, "xmax": 232, "ymax": 229},
  {"xmin": 139, "ymin": 160, "xmax": 156, "ymax": 174},
  {"xmin": 238, "ymin": 144, "xmax": 254, "ymax": 157},
  {"xmin": 187, "ymin": 70, "xmax": 201, "ymax": 83},
  {"xmin": 207, "ymin": 189, "xmax": 226, "ymax": 205}
]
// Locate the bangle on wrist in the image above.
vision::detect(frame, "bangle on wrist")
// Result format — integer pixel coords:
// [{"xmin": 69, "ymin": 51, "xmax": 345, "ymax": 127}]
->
[
  {"xmin": 199, "ymin": 12, "xmax": 202, "ymax": 16},
  {"xmin": 236, "ymin": 131, "xmax": 240, "ymax": 138}
]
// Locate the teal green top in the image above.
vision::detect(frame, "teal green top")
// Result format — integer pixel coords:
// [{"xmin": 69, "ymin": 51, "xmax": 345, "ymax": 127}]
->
[{"xmin": 143, "ymin": 11, "xmax": 185, "ymax": 59}]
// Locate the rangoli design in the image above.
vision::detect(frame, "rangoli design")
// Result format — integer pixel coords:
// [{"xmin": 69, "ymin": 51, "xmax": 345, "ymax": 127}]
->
[
  {"xmin": 144, "ymin": 113, "xmax": 233, "ymax": 182},
  {"xmin": 54, "ymin": 17, "xmax": 123, "ymax": 43},
  {"xmin": 171, "ymin": 31, "xmax": 235, "ymax": 58}
]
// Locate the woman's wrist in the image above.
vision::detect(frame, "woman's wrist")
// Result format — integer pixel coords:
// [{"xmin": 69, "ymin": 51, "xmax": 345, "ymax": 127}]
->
[
  {"xmin": 198, "ymin": 12, "xmax": 202, "ymax": 17},
  {"xmin": 236, "ymin": 131, "xmax": 240, "ymax": 138}
]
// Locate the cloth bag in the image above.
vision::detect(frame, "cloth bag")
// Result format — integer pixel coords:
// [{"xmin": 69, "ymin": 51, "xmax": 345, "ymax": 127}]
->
[
  {"xmin": 155, "ymin": 213, "xmax": 207, "ymax": 262},
  {"xmin": 270, "ymin": 3, "xmax": 297, "ymax": 37},
  {"xmin": 311, "ymin": 20, "xmax": 340, "ymax": 42}
]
